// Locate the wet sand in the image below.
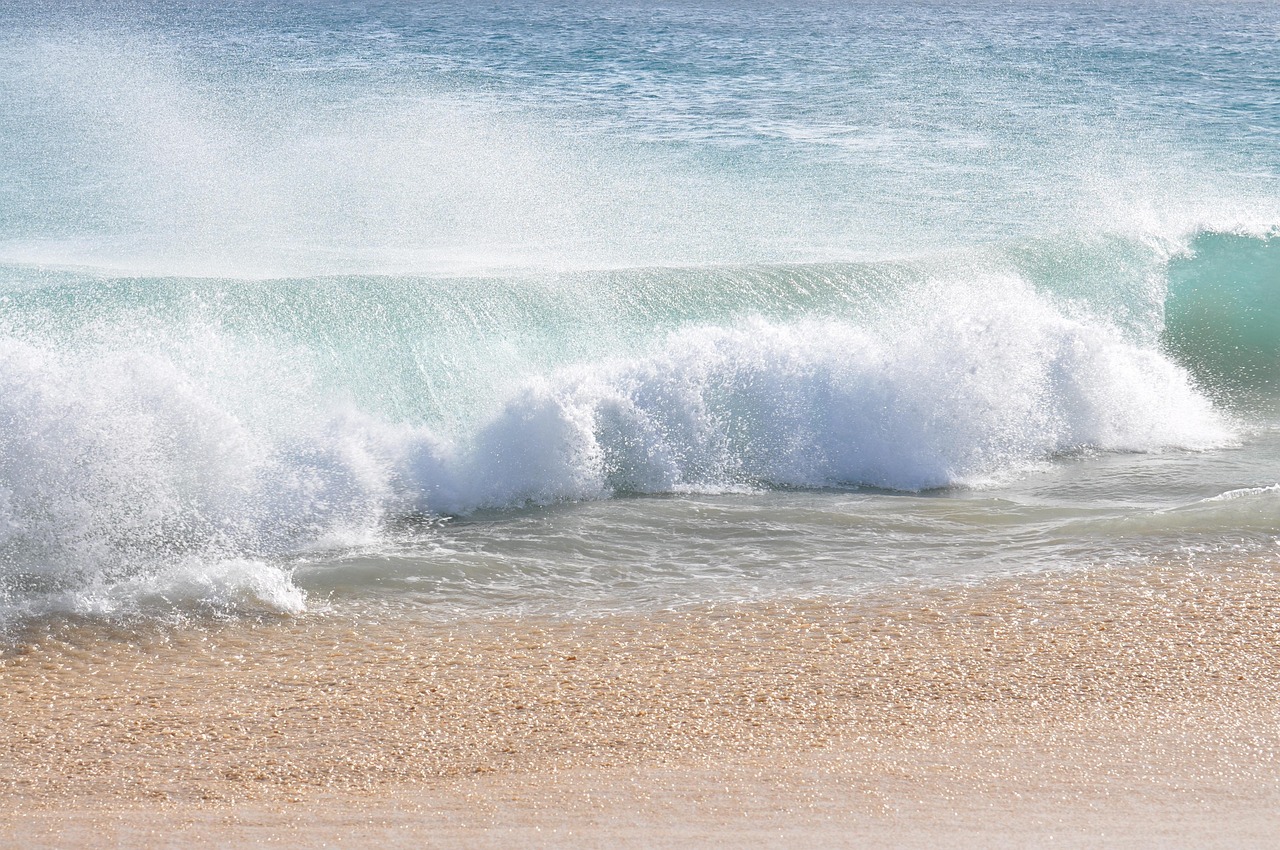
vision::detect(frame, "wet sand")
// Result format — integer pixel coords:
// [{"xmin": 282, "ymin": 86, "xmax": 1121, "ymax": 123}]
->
[{"xmin": 2, "ymin": 561, "xmax": 1279, "ymax": 847}]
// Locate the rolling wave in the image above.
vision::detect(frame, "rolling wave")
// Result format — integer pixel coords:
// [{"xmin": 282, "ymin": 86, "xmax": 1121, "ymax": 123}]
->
[
  {"xmin": 0, "ymin": 260, "xmax": 1238, "ymax": 625},
  {"xmin": 1, "ymin": 0, "xmax": 1277, "ymax": 628}
]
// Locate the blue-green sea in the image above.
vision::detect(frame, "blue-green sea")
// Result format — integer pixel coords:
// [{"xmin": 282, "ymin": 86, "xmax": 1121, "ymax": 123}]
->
[{"xmin": 0, "ymin": 0, "xmax": 1277, "ymax": 630}]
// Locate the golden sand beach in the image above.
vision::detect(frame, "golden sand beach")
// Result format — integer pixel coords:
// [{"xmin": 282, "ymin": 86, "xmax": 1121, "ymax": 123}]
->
[{"xmin": 3, "ymin": 561, "xmax": 1279, "ymax": 848}]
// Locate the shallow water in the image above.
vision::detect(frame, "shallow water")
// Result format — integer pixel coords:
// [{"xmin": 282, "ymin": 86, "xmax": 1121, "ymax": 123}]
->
[{"xmin": 292, "ymin": 426, "xmax": 1280, "ymax": 616}]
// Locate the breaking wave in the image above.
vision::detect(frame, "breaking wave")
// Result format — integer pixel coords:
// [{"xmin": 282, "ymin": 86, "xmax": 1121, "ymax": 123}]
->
[{"xmin": 0, "ymin": 258, "xmax": 1242, "ymax": 625}]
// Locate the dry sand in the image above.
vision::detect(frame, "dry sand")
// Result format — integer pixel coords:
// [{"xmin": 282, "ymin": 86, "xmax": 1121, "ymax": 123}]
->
[{"xmin": 2, "ymin": 561, "xmax": 1279, "ymax": 847}]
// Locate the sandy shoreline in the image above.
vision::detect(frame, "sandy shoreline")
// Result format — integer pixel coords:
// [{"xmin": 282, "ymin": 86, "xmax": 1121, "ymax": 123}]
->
[{"xmin": 3, "ymin": 561, "xmax": 1279, "ymax": 847}]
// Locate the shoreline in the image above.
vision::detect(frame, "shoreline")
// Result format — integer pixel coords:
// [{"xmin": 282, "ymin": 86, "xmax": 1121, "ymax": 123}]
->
[{"xmin": 3, "ymin": 561, "xmax": 1279, "ymax": 846}]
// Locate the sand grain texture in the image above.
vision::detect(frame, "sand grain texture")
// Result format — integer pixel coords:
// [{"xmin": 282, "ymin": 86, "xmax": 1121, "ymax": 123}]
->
[{"xmin": 2, "ymin": 562, "xmax": 1279, "ymax": 847}]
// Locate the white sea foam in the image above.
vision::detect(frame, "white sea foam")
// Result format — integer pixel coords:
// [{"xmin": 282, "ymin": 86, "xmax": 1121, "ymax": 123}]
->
[
  {"xmin": 0, "ymin": 335, "xmax": 398, "ymax": 625},
  {"xmin": 1202, "ymin": 484, "xmax": 1280, "ymax": 503},
  {"xmin": 410, "ymin": 278, "xmax": 1229, "ymax": 512},
  {"xmin": 0, "ymin": 276, "xmax": 1238, "ymax": 625}
]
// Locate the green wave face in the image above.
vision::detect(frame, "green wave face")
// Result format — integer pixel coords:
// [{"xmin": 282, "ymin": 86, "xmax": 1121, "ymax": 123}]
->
[
  {"xmin": 1163, "ymin": 233, "xmax": 1280, "ymax": 409},
  {"xmin": 0, "ymin": 245, "xmax": 1163, "ymax": 434},
  {"xmin": 3, "ymin": 230, "xmax": 1275, "ymax": 430}
]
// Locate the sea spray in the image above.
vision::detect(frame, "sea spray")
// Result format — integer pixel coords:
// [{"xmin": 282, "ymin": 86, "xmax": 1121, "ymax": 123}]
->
[
  {"xmin": 0, "ymin": 0, "xmax": 1276, "ymax": 626},
  {"xmin": 418, "ymin": 280, "xmax": 1229, "ymax": 512},
  {"xmin": 0, "ymin": 271, "xmax": 1235, "ymax": 625}
]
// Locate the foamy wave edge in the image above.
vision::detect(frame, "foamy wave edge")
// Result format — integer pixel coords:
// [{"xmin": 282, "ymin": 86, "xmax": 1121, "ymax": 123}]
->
[{"xmin": 0, "ymin": 279, "xmax": 1232, "ymax": 624}]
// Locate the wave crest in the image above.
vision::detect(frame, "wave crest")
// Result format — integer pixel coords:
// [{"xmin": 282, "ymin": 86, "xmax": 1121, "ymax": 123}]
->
[
  {"xmin": 419, "ymin": 281, "xmax": 1227, "ymax": 512},
  {"xmin": 0, "ymin": 277, "xmax": 1233, "ymax": 625}
]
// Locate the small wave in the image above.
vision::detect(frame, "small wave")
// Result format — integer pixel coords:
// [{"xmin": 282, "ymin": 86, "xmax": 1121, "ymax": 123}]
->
[{"xmin": 1201, "ymin": 483, "xmax": 1280, "ymax": 503}]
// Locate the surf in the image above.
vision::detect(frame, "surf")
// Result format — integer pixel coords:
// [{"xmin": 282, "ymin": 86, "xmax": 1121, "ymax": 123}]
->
[
  {"xmin": 0, "ymin": 235, "xmax": 1260, "ymax": 627},
  {"xmin": 1, "ymin": 0, "xmax": 1277, "ymax": 629}
]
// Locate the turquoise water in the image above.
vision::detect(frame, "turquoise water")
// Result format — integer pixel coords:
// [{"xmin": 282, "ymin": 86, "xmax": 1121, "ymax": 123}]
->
[{"xmin": 0, "ymin": 1, "xmax": 1276, "ymax": 627}]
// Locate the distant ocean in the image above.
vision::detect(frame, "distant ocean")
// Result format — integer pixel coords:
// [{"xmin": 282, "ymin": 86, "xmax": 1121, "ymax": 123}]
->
[{"xmin": 0, "ymin": 0, "xmax": 1276, "ymax": 632}]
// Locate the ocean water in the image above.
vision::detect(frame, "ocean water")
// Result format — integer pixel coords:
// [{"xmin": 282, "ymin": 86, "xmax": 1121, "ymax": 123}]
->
[{"xmin": 0, "ymin": 0, "xmax": 1277, "ymax": 631}]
